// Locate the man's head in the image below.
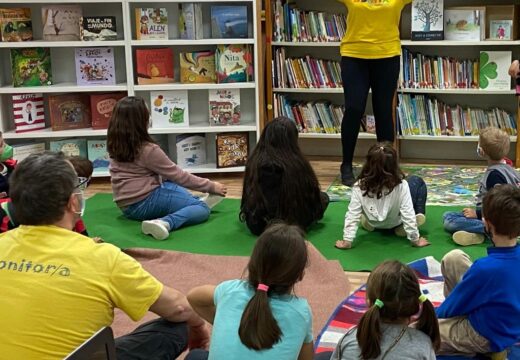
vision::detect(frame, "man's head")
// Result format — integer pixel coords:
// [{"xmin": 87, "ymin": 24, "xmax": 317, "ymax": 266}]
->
[
  {"xmin": 478, "ymin": 127, "xmax": 510, "ymax": 161},
  {"xmin": 483, "ymin": 184, "xmax": 520, "ymax": 241}
]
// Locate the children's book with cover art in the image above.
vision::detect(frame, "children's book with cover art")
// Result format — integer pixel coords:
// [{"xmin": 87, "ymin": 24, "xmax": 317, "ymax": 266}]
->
[
  {"xmin": 216, "ymin": 132, "xmax": 248, "ymax": 168},
  {"xmin": 11, "ymin": 48, "xmax": 52, "ymax": 87},
  {"xmin": 209, "ymin": 89, "xmax": 240, "ymax": 126},
  {"xmin": 135, "ymin": 8, "xmax": 168, "ymax": 40},
  {"xmin": 444, "ymin": 8, "xmax": 484, "ymax": 41},
  {"xmin": 42, "ymin": 5, "xmax": 82, "ymax": 41},
  {"xmin": 180, "ymin": 51, "xmax": 216, "ymax": 84},
  {"xmin": 490, "ymin": 20, "xmax": 513, "ymax": 40},
  {"xmin": 90, "ymin": 92, "xmax": 126, "ymax": 129},
  {"xmin": 216, "ymin": 44, "xmax": 253, "ymax": 83},
  {"xmin": 179, "ymin": 3, "xmax": 203, "ymax": 40},
  {"xmin": 12, "ymin": 143, "xmax": 45, "ymax": 162},
  {"xmin": 176, "ymin": 133, "xmax": 207, "ymax": 167},
  {"xmin": 50, "ymin": 138, "xmax": 87, "ymax": 158},
  {"xmin": 411, "ymin": 0, "xmax": 444, "ymax": 41},
  {"xmin": 87, "ymin": 139, "xmax": 109, "ymax": 174},
  {"xmin": 12, "ymin": 94, "xmax": 46, "ymax": 133},
  {"xmin": 0, "ymin": 8, "xmax": 33, "ymax": 42},
  {"xmin": 479, "ymin": 51, "xmax": 512, "ymax": 91},
  {"xmin": 49, "ymin": 94, "xmax": 91, "ymax": 131},
  {"xmin": 150, "ymin": 90, "xmax": 189, "ymax": 128},
  {"xmin": 135, "ymin": 48, "xmax": 174, "ymax": 85},
  {"xmin": 80, "ymin": 16, "xmax": 118, "ymax": 41},
  {"xmin": 210, "ymin": 5, "xmax": 248, "ymax": 38},
  {"xmin": 75, "ymin": 47, "xmax": 116, "ymax": 86}
]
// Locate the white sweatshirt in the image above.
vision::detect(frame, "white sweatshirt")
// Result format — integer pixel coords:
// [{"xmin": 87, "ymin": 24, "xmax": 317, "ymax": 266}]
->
[{"xmin": 342, "ymin": 180, "xmax": 419, "ymax": 242}]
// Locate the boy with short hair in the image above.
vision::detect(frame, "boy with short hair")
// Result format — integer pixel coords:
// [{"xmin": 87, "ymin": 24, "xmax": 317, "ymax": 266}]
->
[{"xmin": 443, "ymin": 127, "xmax": 520, "ymax": 246}]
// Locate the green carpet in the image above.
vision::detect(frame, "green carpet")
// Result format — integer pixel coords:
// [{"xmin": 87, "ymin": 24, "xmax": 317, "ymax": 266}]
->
[{"xmin": 83, "ymin": 194, "xmax": 488, "ymax": 272}]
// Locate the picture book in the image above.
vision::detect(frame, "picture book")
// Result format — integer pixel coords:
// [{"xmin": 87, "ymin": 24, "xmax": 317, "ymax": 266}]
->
[
  {"xmin": 216, "ymin": 44, "xmax": 253, "ymax": 83},
  {"xmin": 87, "ymin": 139, "xmax": 109, "ymax": 174},
  {"xmin": 135, "ymin": 8, "xmax": 168, "ymax": 40},
  {"xmin": 179, "ymin": 3, "xmax": 203, "ymax": 40},
  {"xmin": 42, "ymin": 5, "xmax": 82, "ymax": 41},
  {"xmin": 479, "ymin": 51, "xmax": 512, "ymax": 91},
  {"xmin": 80, "ymin": 16, "xmax": 117, "ymax": 41},
  {"xmin": 180, "ymin": 51, "xmax": 216, "ymax": 84},
  {"xmin": 411, "ymin": 0, "xmax": 444, "ymax": 41},
  {"xmin": 90, "ymin": 92, "xmax": 126, "ymax": 129},
  {"xmin": 50, "ymin": 138, "xmax": 87, "ymax": 158},
  {"xmin": 150, "ymin": 90, "xmax": 189, "ymax": 128},
  {"xmin": 490, "ymin": 20, "xmax": 513, "ymax": 40},
  {"xmin": 135, "ymin": 48, "xmax": 174, "ymax": 85},
  {"xmin": 0, "ymin": 8, "xmax": 33, "ymax": 42},
  {"xmin": 216, "ymin": 132, "xmax": 248, "ymax": 168},
  {"xmin": 176, "ymin": 133, "xmax": 207, "ymax": 167},
  {"xmin": 444, "ymin": 9, "xmax": 484, "ymax": 41},
  {"xmin": 11, "ymin": 48, "xmax": 52, "ymax": 87},
  {"xmin": 75, "ymin": 47, "xmax": 116, "ymax": 86},
  {"xmin": 210, "ymin": 5, "xmax": 248, "ymax": 38},
  {"xmin": 49, "ymin": 94, "xmax": 91, "ymax": 131},
  {"xmin": 209, "ymin": 89, "xmax": 240, "ymax": 126},
  {"xmin": 12, "ymin": 142, "xmax": 45, "ymax": 162},
  {"xmin": 12, "ymin": 94, "xmax": 46, "ymax": 133}
]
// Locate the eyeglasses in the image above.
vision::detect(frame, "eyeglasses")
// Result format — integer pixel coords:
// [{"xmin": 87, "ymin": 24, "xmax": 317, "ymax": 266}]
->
[{"xmin": 75, "ymin": 177, "xmax": 90, "ymax": 191}]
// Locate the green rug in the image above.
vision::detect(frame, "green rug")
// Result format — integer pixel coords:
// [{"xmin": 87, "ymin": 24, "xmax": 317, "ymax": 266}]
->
[{"xmin": 83, "ymin": 194, "xmax": 488, "ymax": 272}]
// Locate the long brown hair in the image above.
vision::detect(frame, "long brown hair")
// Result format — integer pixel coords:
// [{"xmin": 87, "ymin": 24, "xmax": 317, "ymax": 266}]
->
[
  {"xmin": 107, "ymin": 96, "xmax": 155, "ymax": 162},
  {"xmin": 356, "ymin": 261, "xmax": 440, "ymax": 359},
  {"xmin": 358, "ymin": 142, "xmax": 405, "ymax": 199},
  {"xmin": 238, "ymin": 223, "xmax": 308, "ymax": 350}
]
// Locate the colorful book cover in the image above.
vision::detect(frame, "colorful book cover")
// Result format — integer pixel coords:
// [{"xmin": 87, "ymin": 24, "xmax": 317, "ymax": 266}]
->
[
  {"xmin": 411, "ymin": 0, "xmax": 444, "ymax": 41},
  {"xmin": 135, "ymin": 8, "xmax": 168, "ymax": 40},
  {"xmin": 216, "ymin": 44, "xmax": 253, "ymax": 83},
  {"xmin": 42, "ymin": 5, "xmax": 82, "ymax": 41},
  {"xmin": 216, "ymin": 132, "xmax": 248, "ymax": 168},
  {"xmin": 49, "ymin": 94, "xmax": 91, "ymax": 131},
  {"xmin": 490, "ymin": 20, "xmax": 513, "ymax": 40},
  {"xmin": 210, "ymin": 5, "xmax": 248, "ymax": 38},
  {"xmin": 0, "ymin": 8, "xmax": 33, "ymax": 42},
  {"xmin": 80, "ymin": 16, "xmax": 117, "ymax": 41},
  {"xmin": 12, "ymin": 94, "xmax": 46, "ymax": 133},
  {"xmin": 75, "ymin": 47, "xmax": 116, "ymax": 86},
  {"xmin": 150, "ymin": 90, "xmax": 189, "ymax": 128},
  {"xmin": 11, "ymin": 48, "xmax": 52, "ymax": 87},
  {"xmin": 87, "ymin": 139, "xmax": 109, "ymax": 174},
  {"xmin": 135, "ymin": 48, "xmax": 174, "ymax": 85},
  {"xmin": 209, "ymin": 89, "xmax": 240, "ymax": 126},
  {"xmin": 180, "ymin": 51, "xmax": 216, "ymax": 84},
  {"xmin": 179, "ymin": 3, "xmax": 203, "ymax": 40},
  {"xmin": 479, "ymin": 51, "xmax": 512, "ymax": 91},
  {"xmin": 90, "ymin": 92, "xmax": 126, "ymax": 129},
  {"xmin": 444, "ymin": 9, "xmax": 484, "ymax": 41},
  {"xmin": 50, "ymin": 138, "xmax": 87, "ymax": 158},
  {"xmin": 12, "ymin": 142, "xmax": 45, "ymax": 162},
  {"xmin": 176, "ymin": 133, "xmax": 207, "ymax": 167}
]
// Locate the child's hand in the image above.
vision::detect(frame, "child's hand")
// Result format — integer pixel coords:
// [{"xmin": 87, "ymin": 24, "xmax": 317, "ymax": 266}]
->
[
  {"xmin": 213, "ymin": 182, "xmax": 227, "ymax": 196},
  {"xmin": 509, "ymin": 60, "xmax": 520, "ymax": 77},
  {"xmin": 335, "ymin": 240, "xmax": 352, "ymax": 249},
  {"xmin": 188, "ymin": 323, "xmax": 210, "ymax": 350},
  {"xmin": 411, "ymin": 237, "xmax": 430, "ymax": 247},
  {"xmin": 463, "ymin": 208, "xmax": 477, "ymax": 218},
  {"xmin": 92, "ymin": 237, "xmax": 104, "ymax": 243}
]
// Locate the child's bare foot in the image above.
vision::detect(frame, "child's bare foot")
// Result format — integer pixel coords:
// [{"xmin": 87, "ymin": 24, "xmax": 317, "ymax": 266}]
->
[
  {"xmin": 411, "ymin": 237, "xmax": 430, "ymax": 247},
  {"xmin": 335, "ymin": 240, "xmax": 352, "ymax": 249}
]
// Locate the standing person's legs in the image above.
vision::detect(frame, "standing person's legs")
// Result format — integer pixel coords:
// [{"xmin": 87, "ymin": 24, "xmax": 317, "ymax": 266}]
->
[{"xmin": 406, "ymin": 175, "xmax": 427, "ymax": 215}]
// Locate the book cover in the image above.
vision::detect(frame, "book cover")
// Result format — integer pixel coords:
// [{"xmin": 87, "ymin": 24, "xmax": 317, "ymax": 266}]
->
[
  {"xmin": 135, "ymin": 48, "xmax": 174, "ymax": 85},
  {"xmin": 11, "ymin": 48, "xmax": 52, "ymax": 87},
  {"xmin": 90, "ymin": 92, "xmax": 126, "ymax": 129},
  {"xmin": 490, "ymin": 20, "xmax": 513, "ymax": 40},
  {"xmin": 80, "ymin": 16, "xmax": 117, "ymax": 41},
  {"xmin": 87, "ymin": 139, "xmax": 109, "ymax": 174},
  {"xmin": 180, "ymin": 51, "xmax": 216, "ymax": 84},
  {"xmin": 176, "ymin": 133, "xmax": 207, "ymax": 167},
  {"xmin": 42, "ymin": 5, "xmax": 82, "ymax": 41},
  {"xmin": 179, "ymin": 3, "xmax": 203, "ymax": 40},
  {"xmin": 12, "ymin": 94, "xmax": 46, "ymax": 133},
  {"xmin": 216, "ymin": 44, "xmax": 253, "ymax": 83},
  {"xmin": 135, "ymin": 8, "xmax": 168, "ymax": 40},
  {"xmin": 209, "ymin": 89, "xmax": 240, "ymax": 126},
  {"xmin": 50, "ymin": 138, "xmax": 87, "ymax": 158},
  {"xmin": 0, "ymin": 8, "xmax": 33, "ymax": 42},
  {"xmin": 150, "ymin": 90, "xmax": 189, "ymax": 128},
  {"xmin": 210, "ymin": 5, "xmax": 248, "ymax": 38},
  {"xmin": 75, "ymin": 47, "xmax": 116, "ymax": 86},
  {"xmin": 411, "ymin": 0, "xmax": 444, "ymax": 41},
  {"xmin": 479, "ymin": 51, "xmax": 512, "ymax": 90},
  {"xmin": 444, "ymin": 9, "xmax": 484, "ymax": 41},
  {"xmin": 49, "ymin": 94, "xmax": 91, "ymax": 131},
  {"xmin": 12, "ymin": 142, "xmax": 45, "ymax": 162},
  {"xmin": 216, "ymin": 132, "xmax": 248, "ymax": 168}
]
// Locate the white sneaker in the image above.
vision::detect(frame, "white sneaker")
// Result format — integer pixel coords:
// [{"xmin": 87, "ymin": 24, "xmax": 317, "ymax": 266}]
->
[
  {"xmin": 142, "ymin": 220, "xmax": 170, "ymax": 240},
  {"xmin": 200, "ymin": 193, "xmax": 224, "ymax": 209},
  {"xmin": 453, "ymin": 231, "xmax": 485, "ymax": 246}
]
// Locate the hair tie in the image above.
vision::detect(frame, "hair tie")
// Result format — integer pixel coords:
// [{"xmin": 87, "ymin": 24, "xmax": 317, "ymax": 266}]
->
[
  {"xmin": 419, "ymin": 294, "xmax": 428, "ymax": 303},
  {"xmin": 374, "ymin": 299, "xmax": 384, "ymax": 308},
  {"xmin": 257, "ymin": 284, "xmax": 269, "ymax": 292}
]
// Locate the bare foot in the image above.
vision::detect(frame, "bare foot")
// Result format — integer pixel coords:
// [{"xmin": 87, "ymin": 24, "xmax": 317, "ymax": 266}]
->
[{"xmin": 335, "ymin": 240, "xmax": 352, "ymax": 249}]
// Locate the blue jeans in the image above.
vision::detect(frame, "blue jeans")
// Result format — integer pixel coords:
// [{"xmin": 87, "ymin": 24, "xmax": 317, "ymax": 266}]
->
[
  {"xmin": 407, "ymin": 175, "xmax": 427, "ymax": 215},
  {"xmin": 443, "ymin": 211, "xmax": 484, "ymax": 234},
  {"xmin": 123, "ymin": 181, "xmax": 210, "ymax": 231}
]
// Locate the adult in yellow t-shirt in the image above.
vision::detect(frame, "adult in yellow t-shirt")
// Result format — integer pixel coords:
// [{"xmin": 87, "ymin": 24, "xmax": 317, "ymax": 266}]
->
[
  {"xmin": 0, "ymin": 152, "xmax": 209, "ymax": 359},
  {"xmin": 338, "ymin": 0, "xmax": 411, "ymax": 186}
]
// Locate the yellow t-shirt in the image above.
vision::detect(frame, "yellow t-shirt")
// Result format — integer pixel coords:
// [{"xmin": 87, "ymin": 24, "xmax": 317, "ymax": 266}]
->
[
  {"xmin": 0, "ymin": 225, "xmax": 163, "ymax": 359},
  {"xmin": 339, "ymin": 0, "xmax": 412, "ymax": 59}
]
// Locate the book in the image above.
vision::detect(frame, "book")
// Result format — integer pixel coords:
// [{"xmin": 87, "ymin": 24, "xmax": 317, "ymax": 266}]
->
[
  {"xmin": 75, "ymin": 47, "xmax": 116, "ymax": 86},
  {"xmin": 0, "ymin": 8, "xmax": 32, "ymax": 42},
  {"xmin": 42, "ymin": 5, "xmax": 82, "ymax": 41},
  {"xmin": 479, "ymin": 51, "xmax": 512, "ymax": 91},
  {"xmin": 179, "ymin": 4, "xmax": 203, "ymax": 40},
  {"xmin": 135, "ymin": 48, "xmax": 174, "ymax": 85},
  {"xmin": 209, "ymin": 89, "xmax": 240, "ymax": 126},
  {"xmin": 216, "ymin": 132, "xmax": 248, "ymax": 168},
  {"xmin": 180, "ymin": 51, "xmax": 216, "ymax": 84},
  {"xmin": 87, "ymin": 139, "xmax": 109, "ymax": 174},
  {"xmin": 11, "ymin": 48, "xmax": 52, "ymax": 87},
  {"xmin": 211, "ymin": 5, "xmax": 248, "ymax": 39},
  {"xmin": 12, "ymin": 142, "xmax": 45, "ymax": 162},
  {"xmin": 135, "ymin": 8, "xmax": 168, "ymax": 40},
  {"xmin": 12, "ymin": 94, "xmax": 46, "ymax": 133},
  {"xmin": 50, "ymin": 138, "xmax": 87, "ymax": 158},
  {"xmin": 444, "ymin": 9, "xmax": 484, "ymax": 41},
  {"xmin": 411, "ymin": 0, "xmax": 444, "ymax": 41},
  {"xmin": 90, "ymin": 92, "xmax": 126, "ymax": 129},
  {"xmin": 49, "ymin": 94, "xmax": 91, "ymax": 131},
  {"xmin": 80, "ymin": 16, "xmax": 117, "ymax": 41},
  {"xmin": 176, "ymin": 134, "xmax": 207, "ymax": 167},
  {"xmin": 150, "ymin": 90, "xmax": 189, "ymax": 128},
  {"xmin": 216, "ymin": 44, "xmax": 253, "ymax": 83},
  {"xmin": 490, "ymin": 20, "xmax": 513, "ymax": 41}
]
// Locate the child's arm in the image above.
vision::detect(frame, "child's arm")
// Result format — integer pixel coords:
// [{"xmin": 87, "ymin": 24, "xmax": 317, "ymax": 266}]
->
[
  {"xmin": 298, "ymin": 342, "xmax": 314, "ymax": 360},
  {"xmin": 399, "ymin": 183, "xmax": 424, "ymax": 244},
  {"xmin": 187, "ymin": 285, "xmax": 217, "ymax": 324},
  {"xmin": 339, "ymin": 187, "xmax": 364, "ymax": 245}
]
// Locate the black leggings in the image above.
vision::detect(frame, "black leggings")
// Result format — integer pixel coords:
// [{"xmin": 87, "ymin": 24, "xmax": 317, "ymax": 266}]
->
[{"xmin": 340, "ymin": 56, "xmax": 400, "ymax": 167}]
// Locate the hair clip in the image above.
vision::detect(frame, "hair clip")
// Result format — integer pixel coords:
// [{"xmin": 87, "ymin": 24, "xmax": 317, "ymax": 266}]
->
[
  {"xmin": 374, "ymin": 299, "xmax": 384, "ymax": 308},
  {"xmin": 257, "ymin": 284, "xmax": 269, "ymax": 292},
  {"xmin": 419, "ymin": 294, "xmax": 428, "ymax": 303}
]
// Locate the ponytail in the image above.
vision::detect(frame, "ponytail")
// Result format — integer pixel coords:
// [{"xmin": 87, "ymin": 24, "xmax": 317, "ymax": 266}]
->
[
  {"xmin": 415, "ymin": 299, "xmax": 441, "ymax": 351},
  {"xmin": 356, "ymin": 304, "xmax": 382, "ymax": 359}
]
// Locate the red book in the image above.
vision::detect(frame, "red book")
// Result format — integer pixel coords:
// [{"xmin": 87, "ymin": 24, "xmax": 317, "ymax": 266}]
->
[
  {"xmin": 135, "ymin": 48, "xmax": 174, "ymax": 85},
  {"xmin": 12, "ymin": 93, "xmax": 46, "ymax": 133},
  {"xmin": 90, "ymin": 92, "xmax": 126, "ymax": 129}
]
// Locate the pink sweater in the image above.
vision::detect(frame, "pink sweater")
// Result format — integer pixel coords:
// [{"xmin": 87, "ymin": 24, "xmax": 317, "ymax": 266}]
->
[{"xmin": 110, "ymin": 143, "xmax": 215, "ymax": 207}]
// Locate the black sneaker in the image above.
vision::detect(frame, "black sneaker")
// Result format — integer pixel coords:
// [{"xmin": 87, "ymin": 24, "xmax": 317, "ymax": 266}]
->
[{"xmin": 341, "ymin": 164, "xmax": 355, "ymax": 187}]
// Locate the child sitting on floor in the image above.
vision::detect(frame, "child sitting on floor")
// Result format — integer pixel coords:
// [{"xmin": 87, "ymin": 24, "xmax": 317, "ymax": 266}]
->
[
  {"xmin": 443, "ymin": 127, "xmax": 520, "ymax": 246},
  {"xmin": 185, "ymin": 223, "xmax": 313, "ymax": 360},
  {"xmin": 437, "ymin": 185, "xmax": 520, "ymax": 359},
  {"xmin": 335, "ymin": 142, "xmax": 429, "ymax": 249}
]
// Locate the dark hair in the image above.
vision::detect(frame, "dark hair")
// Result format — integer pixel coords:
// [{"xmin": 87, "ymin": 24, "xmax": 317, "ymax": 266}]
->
[
  {"xmin": 356, "ymin": 260, "xmax": 440, "ymax": 359},
  {"xmin": 67, "ymin": 156, "xmax": 93, "ymax": 179},
  {"xmin": 358, "ymin": 142, "xmax": 405, "ymax": 199},
  {"xmin": 107, "ymin": 96, "xmax": 155, "ymax": 162},
  {"xmin": 483, "ymin": 184, "xmax": 520, "ymax": 238},
  {"xmin": 238, "ymin": 223, "xmax": 308, "ymax": 350},
  {"xmin": 9, "ymin": 152, "xmax": 78, "ymax": 225}
]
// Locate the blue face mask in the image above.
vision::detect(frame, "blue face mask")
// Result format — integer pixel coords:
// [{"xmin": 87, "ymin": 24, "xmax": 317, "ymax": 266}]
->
[{"xmin": 0, "ymin": 144, "xmax": 13, "ymax": 162}]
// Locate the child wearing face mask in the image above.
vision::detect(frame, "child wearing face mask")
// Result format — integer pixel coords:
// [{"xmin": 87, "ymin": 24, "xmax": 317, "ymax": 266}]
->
[{"xmin": 443, "ymin": 127, "xmax": 520, "ymax": 246}]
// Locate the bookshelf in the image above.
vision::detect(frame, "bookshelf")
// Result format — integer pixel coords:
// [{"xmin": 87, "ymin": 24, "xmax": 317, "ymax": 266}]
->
[{"xmin": 0, "ymin": 0, "xmax": 260, "ymax": 176}]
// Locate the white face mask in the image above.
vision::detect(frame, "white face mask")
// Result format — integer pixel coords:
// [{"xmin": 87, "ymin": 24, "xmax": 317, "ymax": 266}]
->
[
  {"xmin": 73, "ymin": 191, "xmax": 86, "ymax": 217},
  {"xmin": 476, "ymin": 144, "xmax": 484, "ymax": 158}
]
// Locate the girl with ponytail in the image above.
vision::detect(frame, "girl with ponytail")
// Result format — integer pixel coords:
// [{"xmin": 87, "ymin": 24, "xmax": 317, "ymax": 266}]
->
[
  {"xmin": 335, "ymin": 142, "xmax": 430, "ymax": 249},
  {"xmin": 185, "ymin": 223, "xmax": 314, "ymax": 360}
]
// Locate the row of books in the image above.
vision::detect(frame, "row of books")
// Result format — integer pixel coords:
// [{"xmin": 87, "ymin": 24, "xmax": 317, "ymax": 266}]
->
[{"xmin": 397, "ymin": 94, "xmax": 517, "ymax": 137}]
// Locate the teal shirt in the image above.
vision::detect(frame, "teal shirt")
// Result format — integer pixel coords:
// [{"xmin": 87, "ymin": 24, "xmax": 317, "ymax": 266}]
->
[{"xmin": 208, "ymin": 279, "xmax": 313, "ymax": 360}]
